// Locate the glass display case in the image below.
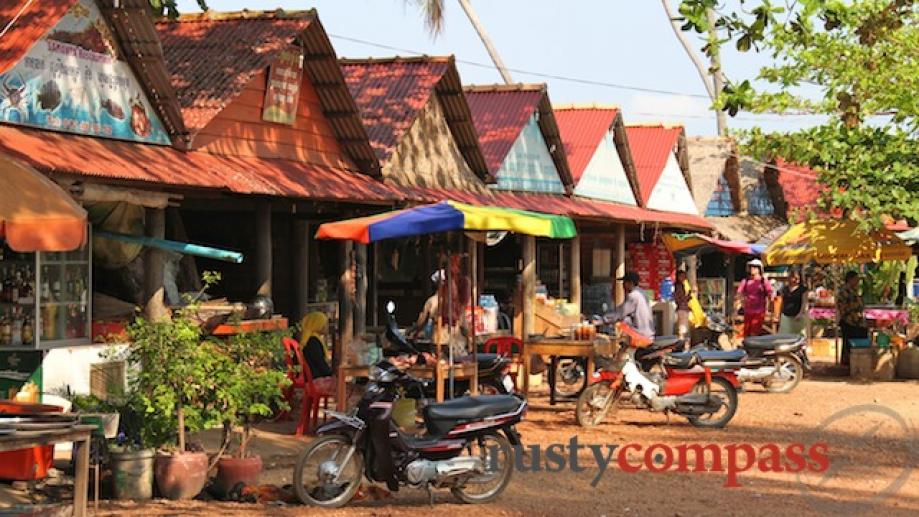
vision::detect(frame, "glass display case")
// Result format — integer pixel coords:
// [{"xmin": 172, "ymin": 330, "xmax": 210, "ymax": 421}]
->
[{"xmin": 0, "ymin": 235, "xmax": 91, "ymax": 349}]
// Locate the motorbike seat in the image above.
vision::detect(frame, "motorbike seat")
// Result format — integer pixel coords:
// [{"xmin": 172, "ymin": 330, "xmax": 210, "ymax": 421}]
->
[
  {"xmin": 424, "ymin": 395, "xmax": 521, "ymax": 421},
  {"xmin": 650, "ymin": 336, "xmax": 682, "ymax": 350},
  {"xmin": 695, "ymin": 349, "xmax": 746, "ymax": 362},
  {"xmin": 742, "ymin": 334, "xmax": 802, "ymax": 350}
]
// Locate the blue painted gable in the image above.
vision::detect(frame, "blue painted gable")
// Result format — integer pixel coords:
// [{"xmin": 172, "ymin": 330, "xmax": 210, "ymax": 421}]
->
[{"xmin": 492, "ymin": 114, "xmax": 565, "ymax": 193}]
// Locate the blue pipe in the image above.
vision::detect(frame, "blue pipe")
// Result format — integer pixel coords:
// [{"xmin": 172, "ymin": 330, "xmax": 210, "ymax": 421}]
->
[{"xmin": 95, "ymin": 231, "xmax": 244, "ymax": 263}]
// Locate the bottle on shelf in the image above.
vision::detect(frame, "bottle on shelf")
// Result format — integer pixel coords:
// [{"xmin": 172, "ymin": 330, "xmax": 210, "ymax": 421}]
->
[
  {"xmin": 10, "ymin": 306, "xmax": 22, "ymax": 346},
  {"xmin": 21, "ymin": 317, "xmax": 33, "ymax": 346},
  {"xmin": 0, "ymin": 310, "xmax": 11, "ymax": 346}
]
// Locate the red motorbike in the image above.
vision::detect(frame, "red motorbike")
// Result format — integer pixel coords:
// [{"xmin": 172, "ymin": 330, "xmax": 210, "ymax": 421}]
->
[{"xmin": 576, "ymin": 323, "xmax": 742, "ymax": 428}]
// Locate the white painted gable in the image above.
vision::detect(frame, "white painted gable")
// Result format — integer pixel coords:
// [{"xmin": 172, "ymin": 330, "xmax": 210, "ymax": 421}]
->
[
  {"xmin": 573, "ymin": 129, "xmax": 637, "ymax": 205},
  {"xmin": 647, "ymin": 152, "xmax": 698, "ymax": 214},
  {"xmin": 492, "ymin": 114, "xmax": 565, "ymax": 193}
]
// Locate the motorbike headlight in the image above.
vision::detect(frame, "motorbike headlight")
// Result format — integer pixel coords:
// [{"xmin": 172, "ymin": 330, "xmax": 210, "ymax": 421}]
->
[{"xmin": 368, "ymin": 364, "xmax": 399, "ymax": 383}]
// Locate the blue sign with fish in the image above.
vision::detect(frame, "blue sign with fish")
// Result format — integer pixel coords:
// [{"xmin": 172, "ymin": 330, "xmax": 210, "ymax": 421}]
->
[{"xmin": 0, "ymin": 0, "xmax": 170, "ymax": 145}]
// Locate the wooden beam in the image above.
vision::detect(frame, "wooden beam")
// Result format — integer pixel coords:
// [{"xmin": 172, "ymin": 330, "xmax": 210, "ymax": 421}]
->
[
  {"xmin": 571, "ymin": 234, "xmax": 581, "ymax": 310},
  {"xmin": 293, "ymin": 220, "xmax": 310, "ymax": 323},
  {"xmin": 354, "ymin": 244, "xmax": 368, "ymax": 338},
  {"xmin": 255, "ymin": 202, "xmax": 272, "ymax": 298},
  {"xmin": 615, "ymin": 224, "xmax": 626, "ymax": 305},
  {"xmin": 338, "ymin": 242, "xmax": 354, "ymax": 369},
  {"xmin": 522, "ymin": 236, "xmax": 536, "ymax": 337},
  {"xmin": 143, "ymin": 208, "xmax": 168, "ymax": 321}
]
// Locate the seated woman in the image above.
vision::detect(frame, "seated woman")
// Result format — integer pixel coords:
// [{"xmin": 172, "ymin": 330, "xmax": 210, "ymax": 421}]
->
[{"xmin": 299, "ymin": 312, "xmax": 336, "ymax": 395}]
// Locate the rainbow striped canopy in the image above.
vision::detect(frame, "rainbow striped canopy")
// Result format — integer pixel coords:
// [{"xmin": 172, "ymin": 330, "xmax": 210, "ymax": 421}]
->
[{"xmin": 316, "ymin": 201, "xmax": 577, "ymax": 243}]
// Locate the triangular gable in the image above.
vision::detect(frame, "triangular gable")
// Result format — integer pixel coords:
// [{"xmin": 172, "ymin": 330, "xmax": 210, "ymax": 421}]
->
[
  {"xmin": 705, "ymin": 173, "xmax": 735, "ymax": 216},
  {"xmin": 0, "ymin": 0, "xmax": 170, "ymax": 144},
  {"xmin": 157, "ymin": 10, "xmax": 378, "ymax": 174},
  {"xmin": 340, "ymin": 57, "xmax": 487, "ymax": 180},
  {"xmin": 647, "ymin": 152, "xmax": 698, "ymax": 215},
  {"xmin": 465, "ymin": 84, "xmax": 572, "ymax": 194},
  {"xmin": 555, "ymin": 106, "xmax": 638, "ymax": 205},
  {"xmin": 493, "ymin": 113, "xmax": 565, "ymax": 193},
  {"xmin": 625, "ymin": 124, "xmax": 690, "ymax": 208}
]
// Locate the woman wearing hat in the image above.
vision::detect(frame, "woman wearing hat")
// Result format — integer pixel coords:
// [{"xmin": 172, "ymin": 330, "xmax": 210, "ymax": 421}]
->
[{"xmin": 736, "ymin": 258, "xmax": 774, "ymax": 337}]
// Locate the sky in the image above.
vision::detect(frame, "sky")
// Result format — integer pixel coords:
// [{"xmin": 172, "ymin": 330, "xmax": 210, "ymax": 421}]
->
[{"xmin": 175, "ymin": 0, "xmax": 825, "ymax": 136}]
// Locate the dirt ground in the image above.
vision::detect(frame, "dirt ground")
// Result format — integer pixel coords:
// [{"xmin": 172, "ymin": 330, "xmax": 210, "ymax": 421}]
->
[{"xmin": 79, "ymin": 366, "xmax": 919, "ymax": 516}]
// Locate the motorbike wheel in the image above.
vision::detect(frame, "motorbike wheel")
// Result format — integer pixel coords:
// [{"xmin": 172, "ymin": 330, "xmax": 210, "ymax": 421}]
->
[
  {"xmin": 451, "ymin": 431, "xmax": 514, "ymax": 504},
  {"xmin": 575, "ymin": 383, "xmax": 619, "ymax": 427},
  {"xmin": 553, "ymin": 358, "xmax": 587, "ymax": 398},
  {"xmin": 687, "ymin": 377, "xmax": 738, "ymax": 428},
  {"xmin": 764, "ymin": 355, "xmax": 804, "ymax": 394},
  {"xmin": 293, "ymin": 435, "xmax": 364, "ymax": 508}
]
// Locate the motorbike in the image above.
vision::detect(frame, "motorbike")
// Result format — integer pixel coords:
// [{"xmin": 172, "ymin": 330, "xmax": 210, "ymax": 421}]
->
[
  {"xmin": 695, "ymin": 316, "xmax": 810, "ymax": 393},
  {"xmin": 383, "ymin": 305, "xmax": 516, "ymax": 396},
  {"xmin": 575, "ymin": 323, "xmax": 742, "ymax": 428},
  {"xmin": 293, "ymin": 357, "xmax": 526, "ymax": 507}
]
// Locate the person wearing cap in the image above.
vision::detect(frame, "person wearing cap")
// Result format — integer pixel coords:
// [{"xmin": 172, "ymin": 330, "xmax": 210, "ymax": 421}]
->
[
  {"xmin": 735, "ymin": 258, "xmax": 774, "ymax": 337},
  {"xmin": 605, "ymin": 271, "xmax": 655, "ymax": 339}
]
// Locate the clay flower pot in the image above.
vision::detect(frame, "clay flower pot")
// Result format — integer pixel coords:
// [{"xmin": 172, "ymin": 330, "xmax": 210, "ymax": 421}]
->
[
  {"xmin": 215, "ymin": 455, "xmax": 263, "ymax": 495},
  {"xmin": 154, "ymin": 451, "xmax": 208, "ymax": 500}
]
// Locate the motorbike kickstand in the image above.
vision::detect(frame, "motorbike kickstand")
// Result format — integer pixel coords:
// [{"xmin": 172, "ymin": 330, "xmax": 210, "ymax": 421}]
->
[
  {"xmin": 664, "ymin": 410, "xmax": 671, "ymax": 425},
  {"xmin": 425, "ymin": 483, "xmax": 435, "ymax": 506}
]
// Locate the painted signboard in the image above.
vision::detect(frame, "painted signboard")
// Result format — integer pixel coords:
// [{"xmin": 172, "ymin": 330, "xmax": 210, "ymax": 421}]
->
[
  {"xmin": 574, "ymin": 130, "xmax": 637, "ymax": 205},
  {"xmin": 262, "ymin": 48, "xmax": 303, "ymax": 125},
  {"xmin": 492, "ymin": 114, "xmax": 565, "ymax": 193},
  {"xmin": 0, "ymin": 0, "xmax": 170, "ymax": 144}
]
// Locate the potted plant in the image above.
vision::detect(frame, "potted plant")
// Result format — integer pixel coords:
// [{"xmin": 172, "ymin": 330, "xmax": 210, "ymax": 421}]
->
[
  {"xmin": 212, "ymin": 329, "xmax": 290, "ymax": 496},
  {"xmin": 126, "ymin": 301, "xmax": 228, "ymax": 500},
  {"xmin": 106, "ymin": 390, "xmax": 164, "ymax": 501}
]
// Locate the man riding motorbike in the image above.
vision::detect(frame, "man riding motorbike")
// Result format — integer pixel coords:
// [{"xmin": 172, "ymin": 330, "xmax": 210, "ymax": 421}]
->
[{"xmin": 604, "ymin": 271, "xmax": 655, "ymax": 339}]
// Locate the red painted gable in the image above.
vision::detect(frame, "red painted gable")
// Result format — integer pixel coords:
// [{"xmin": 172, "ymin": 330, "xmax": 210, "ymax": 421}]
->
[
  {"xmin": 625, "ymin": 125, "xmax": 683, "ymax": 205},
  {"xmin": 464, "ymin": 89, "xmax": 542, "ymax": 175},
  {"xmin": 0, "ymin": 0, "xmax": 76, "ymax": 74},
  {"xmin": 554, "ymin": 107, "xmax": 619, "ymax": 183}
]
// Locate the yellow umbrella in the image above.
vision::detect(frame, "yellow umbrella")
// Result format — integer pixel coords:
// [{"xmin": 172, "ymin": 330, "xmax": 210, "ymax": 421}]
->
[{"xmin": 764, "ymin": 219, "xmax": 911, "ymax": 265}]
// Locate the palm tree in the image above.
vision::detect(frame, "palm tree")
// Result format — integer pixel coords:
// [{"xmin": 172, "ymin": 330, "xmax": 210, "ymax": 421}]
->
[{"xmin": 411, "ymin": 0, "xmax": 514, "ymax": 84}]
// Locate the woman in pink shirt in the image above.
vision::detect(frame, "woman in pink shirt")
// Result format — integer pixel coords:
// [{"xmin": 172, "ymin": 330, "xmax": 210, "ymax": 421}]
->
[{"xmin": 736, "ymin": 259, "xmax": 774, "ymax": 337}]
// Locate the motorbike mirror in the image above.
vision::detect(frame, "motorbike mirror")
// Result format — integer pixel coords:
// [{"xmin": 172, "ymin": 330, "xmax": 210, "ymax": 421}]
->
[
  {"xmin": 601, "ymin": 303, "xmax": 609, "ymax": 313},
  {"xmin": 385, "ymin": 300, "xmax": 396, "ymax": 314}
]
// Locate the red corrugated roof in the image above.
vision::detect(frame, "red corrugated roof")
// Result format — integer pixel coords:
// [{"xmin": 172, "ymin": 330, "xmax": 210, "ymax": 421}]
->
[
  {"xmin": 401, "ymin": 186, "xmax": 711, "ymax": 230},
  {"xmin": 156, "ymin": 12, "xmax": 312, "ymax": 133},
  {"xmin": 625, "ymin": 125, "xmax": 684, "ymax": 205},
  {"xmin": 0, "ymin": 0, "xmax": 76, "ymax": 74},
  {"xmin": 464, "ymin": 88, "xmax": 543, "ymax": 175},
  {"xmin": 553, "ymin": 107, "xmax": 619, "ymax": 183},
  {"xmin": 340, "ymin": 58, "xmax": 451, "ymax": 163},
  {"xmin": 0, "ymin": 125, "xmax": 397, "ymax": 203},
  {"xmin": 774, "ymin": 157, "xmax": 821, "ymax": 210}
]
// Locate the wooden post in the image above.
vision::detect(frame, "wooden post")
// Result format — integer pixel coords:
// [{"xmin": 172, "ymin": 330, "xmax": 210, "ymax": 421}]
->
[
  {"xmin": 354, "ymin": 244, "xmax": 367, "ymax": 338},
  {"xmin": 687, "ymin": 254, "xmax": 699, "ymax": 291},
  {"xmin": 522, "ymin": 236, "xmax": 536, "ymax": 337},
  {"xmin": 725, "ymin": 254, "xmax": 736, "ymax": 321},
  {"xmin": 570, "ymin": 234, "xmax": 581, "ymax": 310},
  {"xmin": 292, "ymin": 219, "xmax": 309, "ymax": 323},
  {"xmin": 255, "ymin": 202, "xmax": 272, "ymax": 298},
  {"xmin": 476, "ymin": 242, "xmax": 485, "ymax": 298},
  {"xmin": 615, "ymin": 223, "xmax": 626, "ymax": 304},
  {"xmin": 338, "ymin": 242, "xmax": 354, "ymax": 370},
  {"xmin": 143, "ymin": 207, "xmax": 168, "ymax": 321},
  {"xmin": 370, "ymin": 242, "xmax": 380, "ymax": 327},
  {"xmin": 166, "ymin": 207, "xmax": 200, "ymax": 292},
  {"xmin": 469, "ymin": 238, "xmax": 478, "ymax": 395}
]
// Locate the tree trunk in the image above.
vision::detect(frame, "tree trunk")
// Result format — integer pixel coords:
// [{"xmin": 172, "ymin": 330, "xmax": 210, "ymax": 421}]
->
[
  {"xmin": 706, "ymin": 8, "xmax": 728, "ymax": 135},
  {"xmin": 457, "ymin": 0, "xmax": 514, "ymax": 84},
  {"xmin": 176, "ymin": 399, "xmax": 185, "ymax": 452}
]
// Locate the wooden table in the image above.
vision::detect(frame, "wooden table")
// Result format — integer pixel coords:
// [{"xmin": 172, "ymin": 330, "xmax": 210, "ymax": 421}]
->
[
  {"xmin": 0, "ymin": 424, "xmax": 95, "ymax": 517},
  {"xmin": 336, "ymin": 362, "xmax": 478, "ymax": 411},
  {"xmin": 522, "ymin": 338, "xmax": 595, "ymax": 404}
]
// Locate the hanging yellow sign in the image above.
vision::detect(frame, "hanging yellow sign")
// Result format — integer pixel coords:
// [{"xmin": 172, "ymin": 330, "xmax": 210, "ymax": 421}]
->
[{"xmin": 262, "ymin": 47, "xmax": 303, "ymax": 125}]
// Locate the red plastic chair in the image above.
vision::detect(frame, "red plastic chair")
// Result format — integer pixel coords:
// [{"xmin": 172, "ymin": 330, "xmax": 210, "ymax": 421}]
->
[
  {"xmin": 280, "ymin": 337, "xmax": 331, "ymax": 436},
  {"xmin": 483, "ymin": 336, "xmax": 523, "ymax": 388}
]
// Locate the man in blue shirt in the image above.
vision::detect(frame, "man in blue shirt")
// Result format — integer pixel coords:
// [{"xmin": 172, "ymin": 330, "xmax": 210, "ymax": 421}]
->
[{"xmin": 605, "ymin": 271, "xmax": 655, "ymax": 339}]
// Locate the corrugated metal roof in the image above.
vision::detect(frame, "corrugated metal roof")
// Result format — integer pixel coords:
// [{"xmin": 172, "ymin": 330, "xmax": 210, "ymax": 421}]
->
[
  {"xmin": 553, "ymin": 107, "xmax": 619, "ymax": 183},
  {"xmin": 339, "ymin": 58, "xmax": 445, "ymax": 160},
  {"xmin": 0, "ymin": 125, "xmax": 397, "ymax": 203},
  {"xmin": 773, "ymin": 157, "xmax": 821, "ymax": 211},
  {"xmin": 624, "ymin": 124, "xmax": 685, "ymax": 205},
  {"xmin": 400, "ymin": 186, "xmax": 712, "ymax": 230},
  {"xmin": 0, "ymin": 0, "xmax": 76, "ymax": 75},
  {"xmin": 156, "ymin": 10, "xmax": 379, "ymax": 175}
]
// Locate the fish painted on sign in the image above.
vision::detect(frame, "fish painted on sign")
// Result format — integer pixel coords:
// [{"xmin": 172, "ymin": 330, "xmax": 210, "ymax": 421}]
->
[
  {"xmin": 100, "ymin": 98, "xmax": 124, "ymax": 119},
  {"xmin": 129, "ymin": 96, "xmax": 150, "ymax": 137},
  {"xmin": 37, "ymin": 80, "xmax": 61, "ymax": 111}
]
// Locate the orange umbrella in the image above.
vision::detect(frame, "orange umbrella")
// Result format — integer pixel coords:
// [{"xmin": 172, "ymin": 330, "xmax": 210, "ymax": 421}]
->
[{"xmin": 0, "ymin": 155, "xmax": 87, "ymax": 252}]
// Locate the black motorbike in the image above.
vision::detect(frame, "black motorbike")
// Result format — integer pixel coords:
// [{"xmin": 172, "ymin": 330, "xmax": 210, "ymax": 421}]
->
[
  {"xmin": 293, "ymin": 356, "xmax": 526, "ymax": 507},
  {"xmin": 695, "ymin": 316, "xmax": 810, "ymax": 393},
  {"xmin": 384, "ymin": 305, "xmax": 516, "ymax": 397}
]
